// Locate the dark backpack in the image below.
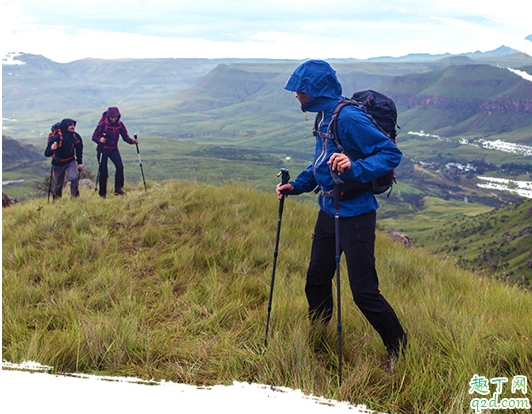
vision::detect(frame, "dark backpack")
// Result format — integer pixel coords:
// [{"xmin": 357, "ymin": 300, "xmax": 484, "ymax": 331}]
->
[
  {"xmin": 98, "ymin": 111, "xmax": 107, "ymax": 124},
  {"xmin": 314, "ymin": 89, "xmax": 399, "ymax": 199},
  {"xmin": 47, "ymin": 122, "xmax": 63, "ymax": 146}
]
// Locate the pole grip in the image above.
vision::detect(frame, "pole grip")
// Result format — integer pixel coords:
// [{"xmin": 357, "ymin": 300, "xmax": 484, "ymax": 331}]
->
[{"xmin": 278, "ymin": 168, "xmax": 290, "ymax": 197}]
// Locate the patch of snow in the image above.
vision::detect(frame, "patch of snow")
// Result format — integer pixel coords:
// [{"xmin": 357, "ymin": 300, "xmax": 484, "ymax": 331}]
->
[
  {"xmin": 408, "ymin": 131, "xmax": 532, "ymax": 157},
  {"xmin": 477, "ymin": 176, "xmax": 532, "ymax": 198},
  {"xmin": 2, "ymin": 52, "xmax": 26, "ymax": 65}
]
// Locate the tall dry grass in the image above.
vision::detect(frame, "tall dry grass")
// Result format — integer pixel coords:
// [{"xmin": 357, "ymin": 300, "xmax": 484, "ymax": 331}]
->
[{"xmin": 2, "ymin": 180, "xmax": 531, "ymax": 413}]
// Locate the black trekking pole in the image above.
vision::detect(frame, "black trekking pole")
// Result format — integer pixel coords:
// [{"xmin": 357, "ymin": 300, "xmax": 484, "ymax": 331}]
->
[
  {"xmin": 134, "ymin": 135, "xmax": 147, "ymax": 192},
  {"xmin": 95, "ymin": 152, "xmax": 102, "ymax": 192},
  {"xmin": 333, "ymin": 182, "xmax": 343, "ymax": 387},
  {"xmin": 264, "ymin": 168, "xmax": 290, "ymax": 347},
  {"xmin": 47, "ymin": 164, "xmax": 54, "ymax": 203}
]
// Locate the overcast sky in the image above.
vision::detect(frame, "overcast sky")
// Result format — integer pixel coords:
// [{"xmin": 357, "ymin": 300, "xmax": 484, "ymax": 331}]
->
[{"xmin": 2, "ymin": 0, "xmax": 531, "ymax": 63}]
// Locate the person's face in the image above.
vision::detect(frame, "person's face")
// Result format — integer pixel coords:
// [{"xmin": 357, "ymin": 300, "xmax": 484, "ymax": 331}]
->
[
  {"xmin": 67, "ymin": 124, "xmax": 76, "ymax": 132},
  {"xmin": 295, "ymin": 92, "xmax": 311, "ymax": 108},
  {"xmin": 109, "ymin": 116, "xmax": 118, "ymax": 123}
]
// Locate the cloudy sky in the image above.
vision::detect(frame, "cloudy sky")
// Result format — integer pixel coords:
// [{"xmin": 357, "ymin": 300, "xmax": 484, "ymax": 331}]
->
[{"xmin": 2, "ymin": 0, "xmax": 531, "ymax": 63}]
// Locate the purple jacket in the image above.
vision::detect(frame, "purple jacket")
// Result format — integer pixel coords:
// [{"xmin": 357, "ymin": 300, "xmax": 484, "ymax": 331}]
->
[{"xmin": 92, "ymin": 107, "xmax": 134, "ymax": 154}]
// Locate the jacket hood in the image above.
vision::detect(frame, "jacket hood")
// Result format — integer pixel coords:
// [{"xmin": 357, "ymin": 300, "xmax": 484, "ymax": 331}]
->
[
  {"xmin": 106, "ymin": 107, "xmax": 121, "ymax": 121},
  {"xmin": 60, "ymin": 118, "xmax": 76, "ymax": 130},
  {"xmin": 284, "ymin": 60, "xmax": 342, "ymax": 111}
]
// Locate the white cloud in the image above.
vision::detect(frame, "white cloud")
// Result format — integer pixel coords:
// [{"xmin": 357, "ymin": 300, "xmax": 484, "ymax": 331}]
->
[{"xmin": 430, "ymin": 16, "xmax": 532, "ymax": 55}]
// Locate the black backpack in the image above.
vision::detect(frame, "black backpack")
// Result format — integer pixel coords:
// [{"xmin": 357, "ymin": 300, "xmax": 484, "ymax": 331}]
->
[
  {"xmin": 47, "ymin": 122, "xmax": 63, "ymax": 146},
  {"xmin": 313, "ymin": 89, "xmax": 399, "ymax": 199}
]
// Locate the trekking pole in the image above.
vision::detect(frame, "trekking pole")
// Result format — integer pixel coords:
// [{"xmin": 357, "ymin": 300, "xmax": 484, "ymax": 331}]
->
[
  {"xmin": 95, "ymin": 152, "xmax": 102, "ymax": 192},
  {"xmin": 333, "ymin": 183, "xmax": 343, "ymax": 386},
  {"xmin": 47, "ymin": 164, "xmax": 54, "ymax": 203},
  {"xmin": 134, "ymin": 135, "xmax": 147, "ymax": 192},
  {"xmin": 264, "ymin": 168, "xmax": 290, "ymax": 347}
]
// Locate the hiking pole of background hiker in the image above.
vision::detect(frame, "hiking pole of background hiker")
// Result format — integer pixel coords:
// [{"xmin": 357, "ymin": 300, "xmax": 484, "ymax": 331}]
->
[
  {"xmin": 95, "ymin": 152, "xmax": 102, "ymax": 192},
  {"xmin": 76, "ymin": 166, "xmax": 82, "ymax": 197},
  {"xmin": 134, "ymin": 135, "xmax": 147, "ymax": 192},
  {"xmin": 47, "ymin": 164, "xmax": 54, "ymax": 203},
  {"xmin": 333, "ymin": 182, "xmax": 343, "ymax": 387},
  {"xmin": 47, "ymin": 138, "xmax": 60, "ymax": 203},
  {"xmin": 264, "ymin": 168, "xmax": 290, "ymax": 347}
]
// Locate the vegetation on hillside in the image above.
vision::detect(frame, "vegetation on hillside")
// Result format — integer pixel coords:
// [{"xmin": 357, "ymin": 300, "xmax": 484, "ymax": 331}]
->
[
  {"xmin": 3, "ymin": 182, "xmax": 531, "ymax": 413},
  {"xmin": 382, "ymin": 197, "xmax": 532, "ymax": 286}
]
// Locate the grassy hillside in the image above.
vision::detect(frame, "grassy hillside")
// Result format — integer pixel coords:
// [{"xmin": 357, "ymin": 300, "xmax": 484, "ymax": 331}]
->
[
  {"xmin": 382, "ymin": 197, "xmax": 532, "ymax": 286},
  {"xmin": 2, "ymin": 181, "xmax": 531, "ymax": 413}
]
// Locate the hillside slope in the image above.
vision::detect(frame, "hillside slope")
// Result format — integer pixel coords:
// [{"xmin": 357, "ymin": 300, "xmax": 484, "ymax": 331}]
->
[
  {"xmin": 382, "ymin": 197, "xmax": 532, "ymax": 285},
  {"xmin": 2, "ymin": 181, "xmax": 531, "ymax": 413},
  {"xmin": 2, "ymin": 135, "xmax": 47, "ymax": 172}
]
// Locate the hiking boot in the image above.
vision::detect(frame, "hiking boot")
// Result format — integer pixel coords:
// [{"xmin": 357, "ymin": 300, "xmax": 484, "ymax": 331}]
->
[
  {"xmin": 99, "ymin": 194, "xmax": 106, "ymax": 199},
  {"xmin": 114, "ymin": 188, "xmax": 126, "ymax": 196},
  {"xmin": 384, "ymin": 335, "xmax": 407, "ymax": 374},
  {"xmin": 384, "ymin": 355, "xmax": 397, "ymax": 374}
]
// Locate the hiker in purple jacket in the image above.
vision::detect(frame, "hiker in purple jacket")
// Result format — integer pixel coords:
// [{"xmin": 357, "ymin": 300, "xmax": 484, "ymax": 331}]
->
[{"xmin": 92, "ymin": 107, "xmax": 138, "ymax": 198}]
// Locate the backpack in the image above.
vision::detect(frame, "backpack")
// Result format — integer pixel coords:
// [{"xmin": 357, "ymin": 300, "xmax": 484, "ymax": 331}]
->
[
  {"xmin": 47, "ymin": 122, "xmax": 63, "ymax": 147},
  {"xmin": 98, "ymin": 111, "xmax": 107, "ymax": 124},
  {"xmin": 313, "ymin": 89, "xmax": 399, "ymax": 199}
]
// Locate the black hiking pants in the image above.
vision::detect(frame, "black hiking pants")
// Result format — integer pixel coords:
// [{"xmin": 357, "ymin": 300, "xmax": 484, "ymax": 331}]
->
[
  {"xmin": 306, "ymin": 209, "xmax": 406, "ymax": 353},
  {"xmin": 97, "ymin": 148, "xmax": 124, "ymax": 196}
]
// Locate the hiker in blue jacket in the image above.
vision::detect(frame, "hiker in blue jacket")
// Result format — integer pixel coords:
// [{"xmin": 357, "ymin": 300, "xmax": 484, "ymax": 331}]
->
[
  {"xmin": 44, "ymin": 118, "xmax": 84, "ymax": 199},
  {"xmin": 276, "ymin": 60, "xmax": 407, "ymax": 370}
]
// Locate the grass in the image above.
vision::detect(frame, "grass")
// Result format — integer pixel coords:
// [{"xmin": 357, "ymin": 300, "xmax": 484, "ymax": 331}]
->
[{"xmin": 2, "ymin": 180, "xmax": 531, "ymax": 413}]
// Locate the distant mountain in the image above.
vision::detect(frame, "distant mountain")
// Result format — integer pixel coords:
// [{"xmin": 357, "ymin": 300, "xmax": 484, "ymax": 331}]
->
[
  {"xmin": 4, "ymin": 55, "xmax": 532, "ymax": 152},
  {"xmin": 4, "ymin": 41, "xmax": 532, "ymax": 137},
  {"xmin": 379, "ymin": 64, "xmax": 532, "ymax": 139},
  {"xmin": 2, "ymin": 53, "xmax": 304, "ymax": 122},
  {"xmin": 121, "ymin": 62, "xmax": 532, "ymax": 147},
  {"xmin": 329, "ymin": 45, "xmax": 525, "ymax": 63}
]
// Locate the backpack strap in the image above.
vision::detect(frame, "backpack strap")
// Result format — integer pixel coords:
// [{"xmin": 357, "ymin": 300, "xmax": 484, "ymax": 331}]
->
[
  {"xmin": 312, "ymin": 101, "xmax": 373, "ymax": 201},
  {"xmin": 48, "ymin": 129, "xmax": 63, "ymax": 147},
  {"xmin": 47, "ymin": 129, "xmax": 77, "ymax": 163},
  {"xmin": 312, "ymin": 101, "xmax": 350, "ymax": 154}
]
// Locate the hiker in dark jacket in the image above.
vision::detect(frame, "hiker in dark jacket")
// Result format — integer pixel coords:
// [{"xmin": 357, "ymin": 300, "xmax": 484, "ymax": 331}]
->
[
  {"xmin": 276, "ymin": 60, "xmax": 407, "ymax": 371},
  {"xmin": 44, "ymin": 118, "xmax": 84, "ymax": 199},
  {"xmin": 92, "ymin": 107, "xmax": 138, "ymax": 197}
]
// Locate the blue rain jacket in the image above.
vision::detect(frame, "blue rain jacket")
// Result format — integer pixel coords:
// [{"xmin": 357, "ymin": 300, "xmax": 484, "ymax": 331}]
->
[{"xmin": 284, "ymin": 60, "xmax": 402, "ymax": 217}]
